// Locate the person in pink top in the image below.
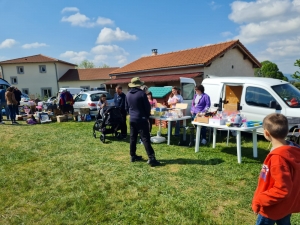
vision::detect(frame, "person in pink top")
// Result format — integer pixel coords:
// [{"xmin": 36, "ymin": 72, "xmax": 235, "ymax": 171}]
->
[
  {"xmin": 147, "ymin": 91, "xmax": 157, "ymax": 108},
  {"xmin": 146, "ymin": 91, "xmax": 157, "ymax": 133}
]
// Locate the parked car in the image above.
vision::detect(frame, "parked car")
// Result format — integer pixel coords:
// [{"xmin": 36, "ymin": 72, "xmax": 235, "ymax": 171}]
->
[
  {"xmin": 46, "ymin": 96, "xmax": 57, "ymax": 104},
  {"xmin": 73, "ymin": 91, "xmax": 114, "ymax": 117}
]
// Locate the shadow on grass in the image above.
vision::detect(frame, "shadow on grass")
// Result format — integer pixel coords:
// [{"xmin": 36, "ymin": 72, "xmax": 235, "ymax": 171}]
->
[
  {"xmin": 160, "ymin": 158, "xmax": 224, "ymax": 165},
  {"xmin": 221, "ymin": 147, "xmax": 269, "ymax": 163}
]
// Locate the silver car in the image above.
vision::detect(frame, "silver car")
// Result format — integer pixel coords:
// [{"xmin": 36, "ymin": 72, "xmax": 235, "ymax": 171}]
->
[{"xmin": 73, "ymin": 91, "xmax": 114, "ymax": 117}]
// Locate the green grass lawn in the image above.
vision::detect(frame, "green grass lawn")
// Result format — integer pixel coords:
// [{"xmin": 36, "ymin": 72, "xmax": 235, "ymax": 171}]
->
[{"xmin": 0, "ymin": 120, "xmax": 299, "ymax": 225}]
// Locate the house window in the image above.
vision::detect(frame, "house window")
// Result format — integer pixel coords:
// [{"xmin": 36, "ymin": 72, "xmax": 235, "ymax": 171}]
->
[
  {"xmin": 22, "ymin": 88, "xmax": 29, "ymax": 95},
  {"xmin": 80, "ymin": 86, "xmax": 90, "ymax": 91},
  {"xmin": 11, "ymin": 76, "xmax": 18, "ymax": 84},
  {"xmin": 41, "ymin": 88, "xmax": 52, "ymax": 98},
  {"xmin": 39, "ymin": 65, "xmax": 46, "ymax": 73},
  {"xmin": 17, "ymin": 66, "xmax": 24, "ymax": 74}
]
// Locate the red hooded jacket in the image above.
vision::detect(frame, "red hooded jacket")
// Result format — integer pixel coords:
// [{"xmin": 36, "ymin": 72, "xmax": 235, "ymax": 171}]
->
[{"xmin": 252, "ymin": 145, "xmax": 300, "ymax": 220}]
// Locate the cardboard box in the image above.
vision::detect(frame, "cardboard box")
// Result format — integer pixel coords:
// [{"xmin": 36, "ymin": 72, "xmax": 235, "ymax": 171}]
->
[
  {"xmin": 209, "ymin": 118, "xmax": 227, "ymax": 125},
  {"xmin": 57, "ymin": 115, "xmax": 67, "ymax": 123},
  {"xmin": 194, "ymin": 117, "xmax": 209, "ymax": 123}
]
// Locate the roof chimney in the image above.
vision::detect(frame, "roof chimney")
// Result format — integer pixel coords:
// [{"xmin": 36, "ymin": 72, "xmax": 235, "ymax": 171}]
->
[{"xmin": 151, "ymin": 49, "xmax": 158, "ymax": 56}]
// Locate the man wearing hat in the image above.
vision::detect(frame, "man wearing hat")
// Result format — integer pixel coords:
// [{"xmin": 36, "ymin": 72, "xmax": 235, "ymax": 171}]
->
[{"xmin": 125, "ymin": 77, "xmax": 160, "ymax": 167}]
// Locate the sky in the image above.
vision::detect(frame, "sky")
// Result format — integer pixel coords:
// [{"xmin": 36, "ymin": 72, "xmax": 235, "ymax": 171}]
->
[{"xmin": 0, "ymin": 0, "xmax": 300, "ymax": 75}]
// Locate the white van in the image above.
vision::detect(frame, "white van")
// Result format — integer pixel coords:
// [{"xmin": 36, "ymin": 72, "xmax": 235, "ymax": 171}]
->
[
  {"xmin": 202, "ymin": 77, "xmax": 300, "ymax": 133},
  {"xmin": 179, "ymin": 77, "xmax": 196, "ymax": 113}
]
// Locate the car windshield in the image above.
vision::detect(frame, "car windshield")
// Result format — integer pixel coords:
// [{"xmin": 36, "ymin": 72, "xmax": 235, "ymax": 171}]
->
[
  {"xmin": 90, "ymin": 92, "xmax": 113, "ymax": 101},
  {"xmin": 272, "ymin": 83, "xmax": 300, "ymax": 108}
]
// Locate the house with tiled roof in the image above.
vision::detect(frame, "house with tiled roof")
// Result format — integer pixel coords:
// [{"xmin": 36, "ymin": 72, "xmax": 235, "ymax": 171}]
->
[
  {"xmin": 58, "ymin": 67, "xmax": 119, "ymax": 91},
  {"xmin": 106, "ymin": 40, "xmax": 261, "ymax": 92},
  {"xmin": 0, "ymin": 54, "xmax": 77, "ymax": 98}
]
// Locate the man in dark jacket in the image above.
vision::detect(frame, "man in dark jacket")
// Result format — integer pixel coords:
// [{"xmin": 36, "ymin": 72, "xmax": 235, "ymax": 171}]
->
[
  {"xmin": 13, "ymin": 86, "xmax": 22, "ymax": 115},
  {"xmin": 114, "ymin": 85, "xmax": 127, "ymax": 138},
  {"xmin": 125, "ymin": 77, "xmax": 160, "ymax": 167}
]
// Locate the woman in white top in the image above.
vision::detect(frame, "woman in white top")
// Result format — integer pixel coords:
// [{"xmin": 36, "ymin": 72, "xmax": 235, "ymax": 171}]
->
[
  {"xmin": 167, "ymin": 86, "xmax": 183, "ymax": 108},
  {"xmin": 167, "ymin": 86, "xmax": 183, "ymax": 136},
  {"xmin": 97, "ymin": 94, "xmax": 107, "ymax": 111}
]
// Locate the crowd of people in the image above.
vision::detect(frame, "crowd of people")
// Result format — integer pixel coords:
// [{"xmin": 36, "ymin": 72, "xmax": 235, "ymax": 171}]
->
[
  {"xmin": 2, "ymin": 77, "xmax": 300, "ymax": 222},
  {"xmin": 0, "ymin": 85, "xmax": 22, "ymax": 125}
]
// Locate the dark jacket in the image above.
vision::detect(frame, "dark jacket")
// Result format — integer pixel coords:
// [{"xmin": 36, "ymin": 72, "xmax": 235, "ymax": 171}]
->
[
  {"xmin": 125, "ymin": 88, "xmax": 150, "ymax": 122},
  {"xmin": 0, "ymin": 89, "xmax": 5, "ymax": 104},
  {"xmin": 14, "ymin": 89, "xmax": 22, "ymax": 103},
  {"xmin": 114, "ymin": 92, "xmax": 126, "ymax": 113}
]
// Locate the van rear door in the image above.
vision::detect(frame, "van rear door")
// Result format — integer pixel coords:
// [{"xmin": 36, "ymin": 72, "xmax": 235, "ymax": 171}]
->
[
  {"xmin": 202, "ymin": 82, "xmax": 224, "ymax": 110},
  {"xmin": 180, "ymin": 77, "xmax": 196, "ymax": 113}
]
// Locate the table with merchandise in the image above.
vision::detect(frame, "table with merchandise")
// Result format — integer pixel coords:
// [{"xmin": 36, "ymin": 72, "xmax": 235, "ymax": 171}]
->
[{"xmin": 192, "ymin": 118, "xmax": 262, "ymax": 163}]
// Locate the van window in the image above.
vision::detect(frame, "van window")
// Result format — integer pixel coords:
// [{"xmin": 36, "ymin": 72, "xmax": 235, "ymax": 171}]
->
[
  {"xmin": 181, "ymin": 83, "xmax": 194, "ymax": 100},
  {"xmin": 272, "ymin": 83, "xmax": 300, "ymax": 108},
  {"xmin": 245, "ymin": 87, "xmax": 275, "ymax": 108}
]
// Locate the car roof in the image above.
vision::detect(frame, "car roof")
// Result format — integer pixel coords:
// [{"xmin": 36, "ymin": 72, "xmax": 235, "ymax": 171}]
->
[
  {"xmin": 202, "ymin": 77, "xmax": 288, "ymax": 86},
  {"xmin": 81, "ymin": 90, "xmax": 109, "ymax": 95}
]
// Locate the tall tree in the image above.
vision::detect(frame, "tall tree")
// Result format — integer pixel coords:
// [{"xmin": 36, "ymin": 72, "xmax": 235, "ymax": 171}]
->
[
  {"xmin": 254, "ymin": 60, "xmax": 288, "ymax": 81},
  {"xmin": 291, "ymin": 59, "xmax": 300, "ymax": 81},
  {"xmin": 77, "ymin": 60, "xmax": 95, "ymax": 69}
]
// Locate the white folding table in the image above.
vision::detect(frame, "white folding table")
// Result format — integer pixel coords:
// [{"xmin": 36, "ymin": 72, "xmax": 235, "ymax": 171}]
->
[
  {"xmin": 150, "ymin": 116, "xmax": 191, "ymax": 145},
  {"xmin": 192, "ymin": 121, "xmax": 262, "ymax": 163}
]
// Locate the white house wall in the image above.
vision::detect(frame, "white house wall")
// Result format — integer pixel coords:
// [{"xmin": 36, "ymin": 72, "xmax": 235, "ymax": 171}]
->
[
  {"xmin": 203, "ymin": 48, "xmax": 254, "ymax": 77},
  {"xmin": 2, "ymin": 62, "xmax": 74, "ymax": 98},
  {"xmin": 58, "ymin": 80, "xmax": 109, "ymax": 89},
  {"xmin": 56, "ymin": 63, "xmax": 75, "ymax": 80}
]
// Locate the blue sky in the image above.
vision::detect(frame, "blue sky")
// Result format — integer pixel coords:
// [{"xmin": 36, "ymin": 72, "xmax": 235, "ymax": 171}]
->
[{"xmin": 0, "ymin": 0, "xmax": 299, "ymax": 74}]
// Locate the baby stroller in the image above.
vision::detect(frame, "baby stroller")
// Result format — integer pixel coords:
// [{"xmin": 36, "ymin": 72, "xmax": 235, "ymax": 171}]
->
[{"xmin": 93, "ymin": 106, "xmax": 123, "ymax": 143}]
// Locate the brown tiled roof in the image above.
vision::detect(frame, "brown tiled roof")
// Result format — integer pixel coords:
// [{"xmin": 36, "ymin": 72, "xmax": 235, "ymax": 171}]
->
[
  {"xmin": 0, "ymin": 54, "xmax": 77, "ymax": 66},
  {"xmin": 59, "ymin": 67, "xmax": 119, "ymax": 82},
  {"xmin": 105, "ymin": 72, "xmax": 201, "ymax": 85},
  {"xmin": 111, "ymin": 40, "xmax": 261, "ymax": 75}
]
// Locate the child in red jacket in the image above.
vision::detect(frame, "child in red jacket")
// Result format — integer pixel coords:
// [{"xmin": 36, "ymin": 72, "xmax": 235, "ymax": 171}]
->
[{"xmin": 252, "ymin": 113, "xmax": 300, "ymax": 225}]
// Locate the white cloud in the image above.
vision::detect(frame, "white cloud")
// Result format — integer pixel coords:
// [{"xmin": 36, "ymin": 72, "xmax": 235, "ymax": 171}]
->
[
  {"xmin": 221, "ymin": 31, "xmax": 233, "ymax": 37},
  {"xmin": 235, "ymin": 17, "xmax": 300, "ymax": 43},
  {"xmin": 115, "ymin": 55, "xmax": 127, "ymax": 64},
  {"xmin": 96, "ymin": 17, "xmax": 114, "ymax": 26},
  {"xmin": 61, "ymin": 8, "xmax": 114, "ymax": 28},
  {"xmin": 22, "ymin": 42, "xmax": 48, "ymax": 49},
  {"xmin": 60, "ymin": 51, "xmax": 89, "ymax": 63},
  {"xmin": 96, "ymin": 27, "xmax": 137, "ymax": 44},
  {"xmin": 60, "ymin": 44, "xmax": 129, "ymax": 67},
  {"xmin": 61, "ymin": 12, "xmax": 93, "ymax": 27},
  {"xmin": 229, "ymin": 0, "xmax": 291, "ymax": 24},
  {"xmin": 91, "ymin": 44, "xmax": 128, "ymax": 55},
  {"xmin": 0, "ymin": 39, "xmax": 17, "ymax": 49},
  {"xmin": 61, "ymin": 7, "xmax": 79, "ymax": 13},
  {"xmin": 228, "ymin": 0, "xmax": 300, "ymax": 73}
]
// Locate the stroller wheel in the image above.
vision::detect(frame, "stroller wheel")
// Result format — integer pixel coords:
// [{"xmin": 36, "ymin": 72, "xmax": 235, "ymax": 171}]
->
[
  {"xmin": 93, "ymin": 131, "xmax": 96, "ymax": 138},
  {"xmin": 100, "ymin": 134, "xmax": 105, "ymax": 143},
  {"xmin": 115, "ymin": 132, "xmax": 120, "ymax": 138}
]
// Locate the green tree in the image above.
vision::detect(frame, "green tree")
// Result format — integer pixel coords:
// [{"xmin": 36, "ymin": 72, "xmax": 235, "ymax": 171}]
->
[
  {"xmin": 291, "ymin": 59, "xmax": 300, "ymax": 81},
  {"xmin": 254, "ymin": 60, "xmax": 288, "ymax": 81},
  {"xmin": 76, "ymin": 60, "xmax": 95, "ymax": 69}
]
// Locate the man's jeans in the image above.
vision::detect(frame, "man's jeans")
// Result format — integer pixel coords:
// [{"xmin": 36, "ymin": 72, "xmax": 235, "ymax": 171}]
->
[{"xmin": 256, "ymin": 214, "xmax": 291, "ymax": 225}]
